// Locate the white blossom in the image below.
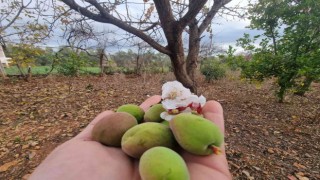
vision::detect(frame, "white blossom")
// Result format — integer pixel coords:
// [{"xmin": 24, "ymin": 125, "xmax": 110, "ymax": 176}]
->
[
  {"xmin": 161, "ymin": 81, "xmax": 192, "ymax": 100},
  {"xmin": 161, "ymin": 81, "xmax": 207, "ymax": 121}
]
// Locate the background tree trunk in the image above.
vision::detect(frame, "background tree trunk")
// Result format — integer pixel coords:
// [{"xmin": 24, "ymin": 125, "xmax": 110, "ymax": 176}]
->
[
  {"xmin": 171, "ymin": 57, "xmax": 195, "ymax": 92},
  {"xmin": 99, "ymin": 50, "xmax": 106, "ymax": 76},
  {"xmin": 168, "ymin": 35, "xmax": 195, "ymax": 92},
  {"xmin": 27, "ymin": 66, "xmax": 32, "ymax": 81},
  {"xmin": 135, "ymin": 54, "xmax": 141, "ymax": 75},
  {"xmin": 294, "ymin": 77, "xmax": 313, "ymax": 96},
  {"xmin": 186, "ymin": 18, "xmax": 201, "ymax": 92},
  {"xmin": 0, "ymin": 62, "xmax": 7, "ymax": 79},
  {"xmin": 16, "ymin": 64, "xmax": 26, "ymax": 77}
]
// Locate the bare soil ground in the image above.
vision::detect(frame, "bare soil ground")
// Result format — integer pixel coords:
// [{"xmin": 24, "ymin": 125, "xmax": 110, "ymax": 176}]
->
[{"xmin": 0, "ymin": 73, "xmax": 319, "ymax": 180}]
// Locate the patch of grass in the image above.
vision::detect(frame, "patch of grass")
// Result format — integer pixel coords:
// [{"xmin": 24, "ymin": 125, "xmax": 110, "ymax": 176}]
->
[
  {"xmin": 5, "ymin": 66, "xmax": 55, "ymax": 75},
  {"xmin": 5, "ymin": 66, "xmax": 168, "ymax": 76},
  {"xmin": 4, "ymin": 66, "xmax": 21, "ymax": 75},
  {"xmin": 5, "ymin": 66, "xmax": 102, "ymax": 75},
  {"xmin": 31, "ymin": 66, "xmax": 57, "ymax": 74},
  {"xmin": 80, "ymin": 67, "xmax": 100, "ymax": 74},
  {"xmin": 143, "ymin": 66, "xmax": 170, "ymax": 73}
]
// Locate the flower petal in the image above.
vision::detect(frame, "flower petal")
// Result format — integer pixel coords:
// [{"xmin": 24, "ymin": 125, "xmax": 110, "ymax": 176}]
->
[
  {"xmin": 198, "ymin": 95, "xmax": 206, "ymax": 106},
  {"xmin": 162, "ymin": 81, "xmax": 191, "ymax": 100},
  {"xmin": 160, "ymin": 112, "xmax": 176, "ymax": 121}
]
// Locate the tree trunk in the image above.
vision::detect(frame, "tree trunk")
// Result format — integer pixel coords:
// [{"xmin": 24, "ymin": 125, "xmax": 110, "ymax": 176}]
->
[
  {"xmin": 135, "ymin": 54, "xmax": 141, "ymax": 75},
  {"xmin": 16, "ymin": 64, "xmax": 26, "ymax": 77},
  {"xmin": 46, "ymin": 58, "xmax": 56, "ymax": 76},
  {"xmin": 294, "ymin": 76, "xmax": 313, "ymax": 96},
  {"xmin": 277, "ymin": 86, "xmax": 285, "ymax": 103},
  {"xmin": 277, "ymin": 73, "xmax": 295, "ymax": 103},
  {"xmin": 186, "ymin": 18, "xmax": 200, "ymax": 93},
  {"xmin": 46, "ymin": 48, "xmax": 63, "ymax": 77},
  {"xmin": 27, "ymin": 66, "xmax": 32, "ymax": 81},
  {"xmin": 166, "ymin": 27, "xmax": 196, "ymax": 93},
  {"xmin": 0, "ymin": 62, "xmax": 7, "ymax": 79},
  {"xmin": 171, "ymin": 54, "xmax": 195, "ymax": 92},
  {"xmin": 99, "ymin": 50, "xmax": 106, "ymax": 76}
]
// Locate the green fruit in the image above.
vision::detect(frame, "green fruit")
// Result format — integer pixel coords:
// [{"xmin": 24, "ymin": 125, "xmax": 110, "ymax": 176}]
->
[
  {"xmin": 170, "ymin": 113, "xmax": 223, "ymax": 155},
  {"xmin": 139, "ymin": 147, "xmax": 190, "ymax": 180},
  {"xmin": 144, "ymin": 104, "xmax": 165, "ymax": 122},
  {"xmin": 161, "ymin": 120, "xmax": 169, "ymax": 126},
  {"xmin": 91, "ymin": 112, "xmax": 137, "ymax": 147},
  {"xmin": 121, "ymin": 122, "xmax": 175, "ymax": 158},
  {"xmin": 117, "ymin": 104, "xmax": 145, "ymax": 123}
]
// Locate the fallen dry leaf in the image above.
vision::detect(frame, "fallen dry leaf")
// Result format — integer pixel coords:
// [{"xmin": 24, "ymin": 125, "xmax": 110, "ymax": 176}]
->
[
  {"xmin": 267, "ymin": 148, "xmax": 275, "ymax": 154},
  {"xmin": 0, "ymin": 160, "xmax": 20, "ymax": 172},
  {"xmin": 287, "ymin": 175, "xmax": 297, "ymax": 180},
  {"xmin": 242, "ymin": 170, "xmax": 254, "ymax": 180},
  {"xmin": 295, "ymin": 173, "xmax": 309, "ymax": 180},
  {"xmin": 293, "ymin": 162, "xmax": 307, "ymax": 169}
]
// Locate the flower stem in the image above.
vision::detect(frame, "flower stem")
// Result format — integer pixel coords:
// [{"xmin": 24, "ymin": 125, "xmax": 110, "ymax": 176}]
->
[{"xmin": 210, "ymin": 145, "xmax": 222, "ymax": 155}]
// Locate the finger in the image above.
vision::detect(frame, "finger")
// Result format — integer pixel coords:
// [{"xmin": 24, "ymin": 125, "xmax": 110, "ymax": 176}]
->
[
  {"xmin": 139, "ymin": 95, "xmax": 162, "ymax": 112},
  {"xmin": 74, "ymin": 95, "xmax": 161, "ymax": 141},
  {"xmin": 74, "ymin": 110, "xmax": 114, "ymax": 140},
  {"xmin": 185, "ymin": 154, "xmax": 232, "ymax": 180},
  {"xmin": 202, "ymin": 100, "xmax": 225, "ymax": 134}
]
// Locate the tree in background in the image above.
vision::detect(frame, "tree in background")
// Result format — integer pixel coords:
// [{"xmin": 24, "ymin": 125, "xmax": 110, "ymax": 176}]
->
[
  {"xmin": 35, "ymin": 47, "xmax": 55, "ymax": 66},
  {"xmin": 0, "ymin": 0, "xmax": 50, "ymax": 47},
  {"xmin": 0, "ymin": 0, "xmax": 54, "ymax": 79},
  {"xmin": 6, "ymin": 44, "xmax": 45, "ymax": 78},
  {"xmin": 59, "ymin": 0, "xmax": 235, "ymax": 92},
  {"xmin": 238, "ymin": 0, "xmax": 320, "ymax": 102},
  {"xmin": 55, "ymin": 47, "xmax": 93, "ymax": 76}
]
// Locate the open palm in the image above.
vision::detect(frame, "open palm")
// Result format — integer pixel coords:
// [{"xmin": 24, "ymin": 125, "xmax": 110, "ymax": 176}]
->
[{"xmin": 30, "ymin": 95, "xmax": 231, "ymax": 180}]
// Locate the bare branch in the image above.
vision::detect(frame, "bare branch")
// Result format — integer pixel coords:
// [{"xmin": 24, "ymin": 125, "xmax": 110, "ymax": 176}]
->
[
  {"xmin": 178, "ymin": 0, "xmax": 208, "ymax": 29},
  {"xmin": 153, "ymin": 0, "xmax": 176, "ymax": 41},
  {"xmin": 141, "ymin": 22, "xmax": 160, "ymax": 31},
  {"xmin": 61, "ymin": 0, "xmax": 170, "ymax": 55},
  {"xmin": 199, "ymin": 0, "xmax": 232, "ymax": 35},
  {"xmin": 0, "ymin": 0, "xmax": 32, "ymax": 32}
]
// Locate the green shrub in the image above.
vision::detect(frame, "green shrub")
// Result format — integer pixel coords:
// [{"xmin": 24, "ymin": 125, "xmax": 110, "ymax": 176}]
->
[
  {"xmin": 121, "ymin": 67, "xmax": 135, "ymax": 74},
  {"xmin": 57, "ymin": 52, "xmax": 88, "ymax": 76},
  {"xmin": 105, "ymin": 66, "xmax": 116, "ymax": 75},
  {"xmin": 226, "ymin": 55, "xmax": 246, "ymax": 71},
  {"xmin": 200, "ymin": 58, "xmax": 226, "ymax": 82}
]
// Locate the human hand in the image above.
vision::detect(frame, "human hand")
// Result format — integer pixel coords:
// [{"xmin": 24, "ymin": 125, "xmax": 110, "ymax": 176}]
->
[
  {"xmin": 182, "ymin": 100, "xmax": 231, "ymax": 179},
  {"xmin": 30, "ymin": 95, "xmax": 231, "ymax": 180}
]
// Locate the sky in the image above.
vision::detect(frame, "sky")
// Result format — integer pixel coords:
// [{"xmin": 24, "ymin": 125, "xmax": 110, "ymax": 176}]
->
[
  {"xmin": 211, "ymin": 0, "xmax": 262, "ymax": 51},
  {"xmin": 3, "ymin": 0, "xmax": 262, "ymax": 53}
]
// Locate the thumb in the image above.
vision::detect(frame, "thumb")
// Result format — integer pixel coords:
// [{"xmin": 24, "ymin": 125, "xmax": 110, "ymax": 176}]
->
[
  {"xmin": 139, "ymin": 95, "xmax": 162, "ymax": 112},
  {"xmin": 202, "ymin": 100, "xmax": 225, "ymax": 134}
]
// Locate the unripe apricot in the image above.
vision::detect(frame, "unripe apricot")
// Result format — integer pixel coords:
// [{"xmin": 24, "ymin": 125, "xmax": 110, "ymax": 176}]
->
[
  {"xmin": 117, "ymin": 104, "xmax": 145, "ymax": 123},
  {"xmin": 144, "ymin": 104, "xmax": 165, "ymax": 122},
  {"xmin": 160, "ymin": 120, "xmax": 169, "ymax": 126},
  {"xmin": 91, "ymin": 112, "xmax": 137, "ymax": 147},
  {"xmin": 139, "ymin": 147, "xmax": 190, "ymax": 180},
  {"xmin": 121, "ymin": 122, "xmax": 175, "ymax": 158},
  {"xmin": 170, "ymin": 113, "xmax": 223, "ymax": 155}
]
